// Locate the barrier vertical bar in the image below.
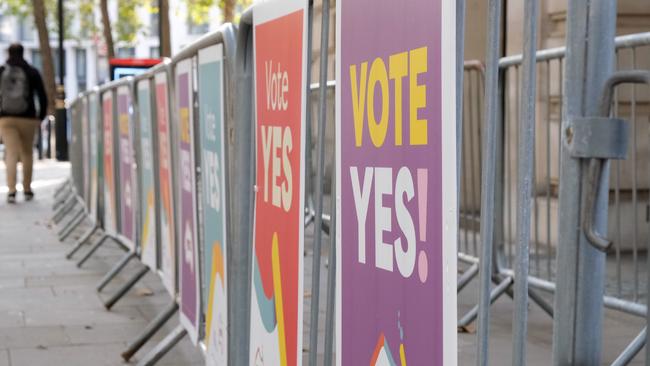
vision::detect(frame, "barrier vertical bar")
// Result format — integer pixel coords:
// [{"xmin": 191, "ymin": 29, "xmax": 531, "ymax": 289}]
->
[
  {"xmin": 456, "ymin": 0, "xmax": 466, "ymax": 208},
  {"xmin": 552, "ymin": 0, "xmax": 617, "ymax": 364},
  {"xmin": 323, "ymin": 168, "xmax": 336, "ymax": 366},
  {"xmin": 304, "ymin": 1, "xmax": 315, "ymax": 222},
  {"xmin": 512, "ymin": 0, "xmax": 538, "ymax": 364},
  {"xmin": 308, "ymin": 0, "xmax": 331, "ymax": 363},
  {"xmin": 230, "ymin": 10, "xmax": 254, "ymax": 366},
  {"xmin": 476, "ymin": 0, "xmax": 503, "ymax": 364}
]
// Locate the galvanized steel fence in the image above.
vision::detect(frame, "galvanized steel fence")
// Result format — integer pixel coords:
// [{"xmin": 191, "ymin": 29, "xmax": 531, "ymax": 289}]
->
[{"xmin": 51, "ymin": 0, "xmax": 650, "ymax": 365}]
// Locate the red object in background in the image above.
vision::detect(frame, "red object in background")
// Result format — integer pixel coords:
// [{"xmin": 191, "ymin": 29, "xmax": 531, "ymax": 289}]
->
[{"xmin": 109, "ymin": 58, "xmax": 162, "ymax": 80}]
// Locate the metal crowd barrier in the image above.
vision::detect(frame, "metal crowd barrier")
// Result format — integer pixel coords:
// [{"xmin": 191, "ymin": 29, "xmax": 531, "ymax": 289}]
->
[
  {"xmin": 456, "ymin": 21, "xmax": 650, "ymax": 366},
  {"xmin": 458, "ymin": 35, "xmax": 650, "ymax": 298},
  {"xmin": 50, "ymin": 0, "xmax": 650, "ymax": 364},
  {"xmin": 51, "ymin": 0, "xmax": 337, "ymax": 364}
]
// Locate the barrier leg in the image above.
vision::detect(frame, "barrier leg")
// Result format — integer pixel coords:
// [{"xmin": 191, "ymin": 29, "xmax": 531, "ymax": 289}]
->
[
  {"xmin": 457, "ymin": 263, "xmax": 479, "ymax": 292},
  {"xmin": 458, "ymin": 276, "xmax": 513, "ymax": 328},
  {"xmin": 57, "ymin": 209, "xmax": 86, "ymax": 241},
  {"xmin": 323, "ymin": 172, "xmax": 337, "ymax": 366},
  {"xmin": 304, "ymin": 206, "xmax": 315, "ymax": 227},
  {"xmin": 65, "ymin": 225, "xmax": 98, "ymax": 259},
  {"xmin": 53, "ymin": 179, "xmax": 72, "ymax": 201},
  {"xmin": 52, "ymin": 186, "xmax": 72, "ymax": 210},
  {"xmin": 76, "ymin": 234, "xmax": 110, "ymax": 268},
  {"xmin": 96, "ymin": 252, "xmax": 136, "ymax": 292},
  {"xmin": 103, "ymin": 266, "xmax": 150, "ymax": 310},
  {"xmin": 121, "ymin": 301, "xmax": 179, "ymax": 362},
  {"xmin": 52, "ymin": 197, "xmax": 77, "ymax": 224},
  {"xmin": 135, "ymin": 325, "xmax": 187, "ymax": 366},
  {"xmin": 527, "ymin": 286, "xmax": 554, "ymax": 318},
  {"xmin": 611, "ymin": 327, "xmax": 646, "ymax": 366}
]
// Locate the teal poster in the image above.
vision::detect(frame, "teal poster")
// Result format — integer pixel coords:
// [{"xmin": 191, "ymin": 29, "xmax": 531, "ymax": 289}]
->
[
  {"xmin": 137, "ymin": 81, "xmax": 158, "ymax": 269},
  {"xmin": 198, "ymin": 44, "xmax": 228, "ymax": 366}
]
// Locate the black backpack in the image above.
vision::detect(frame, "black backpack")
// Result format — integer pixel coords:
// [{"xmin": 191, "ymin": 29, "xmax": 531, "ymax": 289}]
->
[{"xmin": 0, "ymin": 64, "xmax": 30, "ymax": 115}]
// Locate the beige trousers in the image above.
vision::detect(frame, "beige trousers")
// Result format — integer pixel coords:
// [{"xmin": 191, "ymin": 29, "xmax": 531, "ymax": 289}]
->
[{"xmin": 0, "ymin": 117, "xmax": 39, "ymax": 193}]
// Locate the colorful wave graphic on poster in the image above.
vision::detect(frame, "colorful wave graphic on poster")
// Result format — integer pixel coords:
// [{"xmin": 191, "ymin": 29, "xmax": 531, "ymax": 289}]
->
[{"xmin": 252, "ymin": 232, "xmax": 289, "ymax": 366}]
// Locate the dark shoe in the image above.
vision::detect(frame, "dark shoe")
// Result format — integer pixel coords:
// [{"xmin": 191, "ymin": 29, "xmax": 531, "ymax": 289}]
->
[
  {"xmin": 24, "ymin": 191, "xmax": 34, "ymax": 201},
  {"xmin": 7, "ymin": 192, "xmax": 16, "ymax": 204}
]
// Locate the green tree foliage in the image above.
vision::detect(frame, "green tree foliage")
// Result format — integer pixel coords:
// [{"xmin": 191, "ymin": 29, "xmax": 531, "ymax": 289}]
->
[
  {"xmin": 184, "ymin": 0, "xmax": 253, "ymax": 26},
  {"xmin": 115, "ymin": 0, "xmax": 148, "ymax": 44},
  {"xmin": 185, "ymin": 0, "xmax": 214, "ymax": 25},
  {"xmin": 1, "ymin": 0, "xmax": 93, "ymax": 41}
]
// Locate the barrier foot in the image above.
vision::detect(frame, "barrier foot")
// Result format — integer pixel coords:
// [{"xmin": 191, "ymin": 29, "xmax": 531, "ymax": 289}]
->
[
  {"xmin": 52, "ymin": 197, "xmax": 77, "ymax": 224},
  {"xmin": 57, "ymin": 209, "xmax": 86, "ymax": 241},
  {"xmin": 53, "ymin": 179, "xmax": 71, "ymax": 202},
  {"xmin": 528, "ymin": 286, "xmax": 554, "ymax": 318},
  {"xmin": 54, "ymin": 177, "xmax": 71, "ymax": 196},
  {"xmin": 52, "ymin": 186, "xmax": 72, "ymax": 210},
  {"xmin": 457, "ymin": 263, "xmax": 479, "ymax": 293},
  {"xmin": 66, "ymin": 225, "xmax": 98, "ymax": 259},
  {"xmin": 103, "ymin": 266, "xmax": 150, "ymax": 310},
  {"xmin": 611, "ymin": 327, "xmax": 646, "ymax": 366},
  {"xmin": 458, "ymin": 276, "xmax": 513, "ymax": 328},
  {"xmin": 77, "ymin": 234, "xmax": 110, "ymax": 268},
  {"xmin": 96, "ymin": 252, "xmax": 136, "ymax": 292},
  {"xmin": 498, "ymin": 274, "xmax": 554, "ymax": 318},
  {"xmin": 135, "ymin": 324, "xmax": 187, "ymax": 366},
  {"xmin": 121, "ymin": 301, "xmax": 179, "ymax": 362},
  {"xmin": 304, "ymin": 210, "xmax": 315, "ymax": 227}
]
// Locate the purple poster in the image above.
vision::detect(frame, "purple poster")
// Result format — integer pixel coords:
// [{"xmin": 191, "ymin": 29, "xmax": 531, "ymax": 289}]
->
[
  {"xmin": 335, "ymin": 0, "xmax": 457, "ymax": 365},
  {"xmin": 117, "ymin": 88, "xmax": 136, "ymax": 250},
  {"xmin": 176, "ymin": 59, "xmax": 200, "ymax": 345}
]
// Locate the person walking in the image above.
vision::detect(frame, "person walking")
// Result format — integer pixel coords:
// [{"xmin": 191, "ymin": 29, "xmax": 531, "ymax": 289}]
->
[{"xmin": 0, "ymin": 43, "xmax": 48, "ymax": 204}]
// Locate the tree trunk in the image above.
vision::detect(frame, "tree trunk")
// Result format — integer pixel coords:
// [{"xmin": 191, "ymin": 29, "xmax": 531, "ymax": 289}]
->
[
  {"xmin": 100, "ymin": 0, "xmax": 115, "ymax": 59},
  {"xmin": 223, "ymin": 0, "xmax": 235, "ymax": 22},
  {"xmin": 160, "ymin": 0, "xmax": 171, "ymax": 57},
  {"xmin": 32, "ymin": 0, "xmax": 56, "ymax": 115}
]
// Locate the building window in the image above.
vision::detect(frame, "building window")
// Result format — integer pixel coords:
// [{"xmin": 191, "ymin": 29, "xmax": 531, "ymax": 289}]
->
[
  {"xmin": 32, "ymin": 49, "xmax": 66, "ymax": 82},
  {"xmin": 0, "ymin": 15, "xmax": 8, "ymax": 42},
  {"xmin": 187, "ymin": 18, "xmax": 209, "ymax": 35},
  {"xmin": 76, "ymin": 49, "xmax": 87, "ymax": 92},
  {"xmin": 31, "ymin": 50, "xmax": 42, "ymax": 71},
  {"xmin": 117, "ymin": 47, "xmax": 136, "ymax": 58},
  {"xmin": 150, "ymin": 46, "xmax": 160, "ymax": 58},
  {"xmin": 150, "ymin": 12, "xmax": 159, "ymax": 37},
  {"xmin": 19, "ymin": 18, "xmax": 35, "ymax": 42}
]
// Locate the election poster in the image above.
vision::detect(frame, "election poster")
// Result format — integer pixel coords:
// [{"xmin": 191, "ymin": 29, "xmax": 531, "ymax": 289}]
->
[
  {"xmin": 155, "ymin": 71, "xmax": 177, "ymax": 296},
  {"xmin": 198, "ymin": 44, "xmax": 229, "ymax": 366},
  {"xmin": 117, "ymin": 86, "xmax": 137, "ymax": 250},
  {"xmin": 81, "ymin": 98, "xmax": 90, "ymax": 207},
  {"xmin": 250, "ymin": 1, "xmax": 308, "ymax": 365},
  {"xmin": 176, "ymin": 58, "xmax": 201, "ymax": 345},
  {"xmin": 89, "ymin": 93, "xmax": 100, "ymax": 221},
  {"xmin": 137, "ymin": 80, "xmax": 158, "ymax": 269},
  {"xmin": 336, "ymin": 0, "xmax": 457, "ymax": 365},
  {"xmin": 102, "ymin": 91, "xmax": 117, "ymax": 235}
]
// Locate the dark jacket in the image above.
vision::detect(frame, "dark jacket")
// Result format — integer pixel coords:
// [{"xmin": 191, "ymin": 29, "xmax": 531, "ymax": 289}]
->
[{"xmin": 0, "ymin": 57, "xmax": 48, "ymax": 120}]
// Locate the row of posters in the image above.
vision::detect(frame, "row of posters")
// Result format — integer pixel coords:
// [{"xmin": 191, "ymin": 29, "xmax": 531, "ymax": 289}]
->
[
  {"xmin": 248, "ymin": 0, "xmax": 456, "ymax": 365},
  {"xmin": 89, "ymin": 0, "xmax": 456, "ymax": 364}
]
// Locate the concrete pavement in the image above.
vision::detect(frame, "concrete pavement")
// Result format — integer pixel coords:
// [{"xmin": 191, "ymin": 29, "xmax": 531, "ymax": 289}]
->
[{"xmin": 0, "ymin": 160, "xmax": 201, "ymax": 366}]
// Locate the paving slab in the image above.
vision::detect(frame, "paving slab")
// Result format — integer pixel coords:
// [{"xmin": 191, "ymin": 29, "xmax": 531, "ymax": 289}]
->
[
  {"xmin": 0, "ymin": 311, "xmax": 24, "ymax": 328},
  {"xmin": 0, "ymin": 350, "xmax": 8, "ymax": 366},
  {"xmin": 0, "ymin": 325, "xmax": 70, "ymax": 349},
  {"xmin": 8, "ymin": 343, "xmax": 127, "ymax": 366}
]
